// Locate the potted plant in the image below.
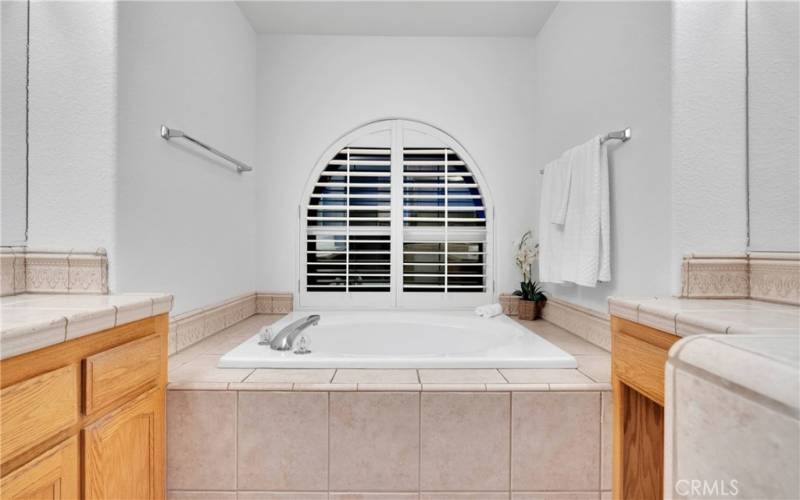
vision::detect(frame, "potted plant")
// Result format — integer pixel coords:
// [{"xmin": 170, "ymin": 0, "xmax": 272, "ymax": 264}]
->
[{"xmin": 513, "ymin": 230, "xmax": 547, "ymax": 320}]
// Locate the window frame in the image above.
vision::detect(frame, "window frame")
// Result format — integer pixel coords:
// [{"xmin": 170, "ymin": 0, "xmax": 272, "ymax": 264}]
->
[{"xmin": 297, "ymin": 119, "xmax": 495, "ymax": 310}]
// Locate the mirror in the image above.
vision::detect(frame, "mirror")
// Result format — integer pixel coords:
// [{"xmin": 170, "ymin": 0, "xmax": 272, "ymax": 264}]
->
[
  {"xmin": 747, "ymin": 1, "xmax": 800, "ymax": 252},
  {"xmin": 1, "ymin": 0, "xmax": 29, "ymax": 245}
]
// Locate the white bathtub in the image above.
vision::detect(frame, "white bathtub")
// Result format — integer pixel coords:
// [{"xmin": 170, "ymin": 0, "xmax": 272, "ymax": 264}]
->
[{"xmin": 218, "ymin": 310, "xmax": 577, "ymax": 369}]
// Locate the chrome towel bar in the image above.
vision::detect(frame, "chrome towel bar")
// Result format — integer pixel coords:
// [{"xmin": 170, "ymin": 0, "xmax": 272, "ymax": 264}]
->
[
  {"xmin": 539, "ymin": 127, "xmax": 631, "ymax": 174},
  {"xmin": 160, "ymin": 125, "xmax": 253, "ymax": 173}
]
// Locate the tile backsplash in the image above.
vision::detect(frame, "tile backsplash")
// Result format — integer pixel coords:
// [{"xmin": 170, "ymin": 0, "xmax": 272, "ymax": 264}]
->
[{"xmin": 1, "ymin": 248, "xmax": 108, "ymax": 296}]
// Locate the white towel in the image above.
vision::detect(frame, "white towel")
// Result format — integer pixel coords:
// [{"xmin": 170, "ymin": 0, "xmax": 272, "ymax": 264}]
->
[
  {"xmin": 559, "ymin": 136, "xmax": 611, "ymax": 286},
  {"xmin": 538, "ymin": 157, "xmax": 567, "ymax": 283},
  {"xmin": 549, "ymin": 158, "xmax": 572, "ymax": 225},
  {"xmin": 475, "ymin": 303, "xmax": 503, "ymax": 318}
]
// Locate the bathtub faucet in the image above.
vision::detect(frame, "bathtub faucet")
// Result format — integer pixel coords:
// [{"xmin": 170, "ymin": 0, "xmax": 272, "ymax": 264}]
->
[{"xmin": 269, "ymin": 315, "xmax": 321, "ymax": 351}]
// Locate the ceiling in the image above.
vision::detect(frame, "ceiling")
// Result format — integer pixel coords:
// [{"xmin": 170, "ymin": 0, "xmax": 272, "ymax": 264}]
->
[{"xmin": 237, "ymin": 1, "xmax": 558, "ymax": 37}]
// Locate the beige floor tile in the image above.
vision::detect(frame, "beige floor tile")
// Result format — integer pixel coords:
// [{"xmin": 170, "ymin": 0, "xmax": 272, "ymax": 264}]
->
[
  {"xmin": 576, "ymin": 356, "xmax": 612, "ymax": 383},
  {"xmin": 511, "ymin": 392, "xmax": 600, "ymax": 491},
  {"xmin": 600, "ymin": 492, "xmax": 612, "ymax": 500},
  {"xmin": 420, "ymin": 392, "xmax": 510, "ymax": 491},
  {"xmin": 169, "ymin": 354, "xmax": 253, "ymax": 383},
  {"xmin": 238, "ymin": 493, "xmax": 328, "ymax": 500},
  {"xmin": 168, "ymin": 492, "xmax": 236, "ymax": 500},
  {"xmin": 330, "ymin": 494, "xmax": 420, "ymax": 500},
  {"xmin": 333, "ymin": 369, "xmax": 419, "ymax": 384},
  {"xmin": 167, "ymin": 391, "xmax": 237, "ymax": 490},
  {"xmin": 421, "ymin": 493, "xmax": 509, "ymax": 499},
  {"xmin": 330, "ymin": 392, "xmax": 420, "ymax": 491},
  {"xmin": 511, "ymin": 493, "xmax": 599, "ymax": 500},
  {"xmin": 418, "ymin": 369, "xmax": 506, "ymax": 384},
  {"xmin": 245, "ymin": 368, "xmax": 335, "ymax": 383},
  {"xmin": 601, "ymin": 393, "xmax": 613, "ymax": 491},
  {"xmin": 501, "ymin": 369, "xmax": 593, "ymax": 384},
  {"xmin": 238, "ymin": 392, "xmax": 328, "ymax": 491}
]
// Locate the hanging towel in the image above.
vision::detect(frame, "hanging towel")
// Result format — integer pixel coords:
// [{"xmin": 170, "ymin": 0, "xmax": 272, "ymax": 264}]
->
[
  {"xmin": 549, "ymin": 158, "xmax": 572, "ymax": 225},
  {"xmin": 538, "ymin": 157, "xmax": 567, "ymax": 284},
  {"xmin": 559, "ymin": 135, "xmax": 611, "ymax": 286}
]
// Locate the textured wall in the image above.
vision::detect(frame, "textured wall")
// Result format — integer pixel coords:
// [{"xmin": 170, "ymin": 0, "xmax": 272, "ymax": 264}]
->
[
  {"xmin": 254, "ymin": 35, "xmax": 537, "ymax": 296},
  {"xmin": 747, "ymin": 1, "xmax": 800, "ymax": 252},
  {"xmin": 671, "ymin": 1, "xmax": 748, "ymax": 290},
  {"xmin": 1, "ymin": 1, "xmax": 29, "ymax": 245},
  {"xmin": 27, "ymin": 1, "xmax": 118, "ymax": 274},
  {"xmin": 116, "ymin": 2, "xmax": 257, "ymax": 315},
  {"xmin": 530, "ymin": 1, "xmax": 673, "ymax": 313}
]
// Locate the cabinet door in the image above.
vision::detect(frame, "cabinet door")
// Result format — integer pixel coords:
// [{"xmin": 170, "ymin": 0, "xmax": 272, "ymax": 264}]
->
[
  {"xmin": 0, "ymin": 436, "xmax": 79, "ymax": 500},
  {"xmin": 83, "ymin": 388, "xmax": 165, "ymax": 500}
]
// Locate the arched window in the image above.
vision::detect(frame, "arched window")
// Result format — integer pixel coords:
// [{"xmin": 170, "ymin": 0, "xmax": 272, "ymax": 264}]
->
[{"xmin": 300, "ymin": 119, "xmax": 493, "ymax": 309}]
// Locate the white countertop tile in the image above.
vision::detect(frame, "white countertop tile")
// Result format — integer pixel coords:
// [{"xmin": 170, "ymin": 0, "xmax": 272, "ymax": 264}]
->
[
  {"xmin": 0, "ymin": 292, "xmax": 173, "ymax": 360},
  {"xmin": 608, "ymin": 296, "xmax": 800, "ymax": 337}
]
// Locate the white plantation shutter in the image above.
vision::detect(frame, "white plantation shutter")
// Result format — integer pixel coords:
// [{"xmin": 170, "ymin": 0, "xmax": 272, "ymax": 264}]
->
[
  {"xmin": 402, "ymin": 148, "xmax": 487, "ymax": 292},
  {"xmin": 306, "ymin": 147, "xmax": 392, "ymax": 292},
  {"xmin": 302, "ymin": 120, "xmax": 491, "ymax": 306}
]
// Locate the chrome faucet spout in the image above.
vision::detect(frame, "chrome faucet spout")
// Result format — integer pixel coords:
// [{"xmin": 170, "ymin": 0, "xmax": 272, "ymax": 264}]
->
[{"xmin": 269, "ymin": 315, "xmax": 320, "ymax": 351}]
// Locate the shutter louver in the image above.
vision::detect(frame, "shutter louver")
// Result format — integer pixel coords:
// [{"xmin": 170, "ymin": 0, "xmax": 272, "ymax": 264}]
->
[
  {"xmin": 306, "ymin": 147, "xmax": 392, "ymax": 292},
  {"xmin": 402, "ymin": 148, "xmax": 487, "ymax": 292}
]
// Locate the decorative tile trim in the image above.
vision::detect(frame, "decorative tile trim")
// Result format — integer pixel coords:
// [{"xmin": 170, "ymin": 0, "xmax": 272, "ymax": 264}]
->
[
  {"xmin": 170, "ymin": 292, "xmax": 293, "ymax": 355},
  {"xmin": 256, "ymin": 292, "xmax": 294, "ymax": 314},
  {"xmin": 681, "ymin": 255, "xmax": 749, "ymax": 299},
  {"xmin": 540, "ymin": 297, "xmax": 611, "ymax": 351},
  {"xmin": 749, "ymin": 255, "xmax": 800, "ymax": 306},
  {"xmin": 0, "ymin": 247, "xmax": 108, "ymax": 296},
  {"xmin": 681, "ymin": 252, "xmax": 800, "ymax": 305}
]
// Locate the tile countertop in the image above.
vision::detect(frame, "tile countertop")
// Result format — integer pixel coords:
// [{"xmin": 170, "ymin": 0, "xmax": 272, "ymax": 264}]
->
[
  {"xmin": 0, "ymin": 293, "xmax": 173, "ymax": 360},
  {"xmin": 608, "ymin": 297, "xmax": 800, "ymax": 337}
]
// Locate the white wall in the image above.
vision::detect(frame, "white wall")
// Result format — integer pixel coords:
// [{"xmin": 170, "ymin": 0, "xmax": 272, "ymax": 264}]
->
[
  {"xmin": 27, "ymin": 1, "xmax": 118, "ymax": 263},
  {"xmin": 115, "ymin": 1, "xmax": 257, "ymax": 315},
  {"xmin": 671, "ymin": 1, "xmax": 747, "ymax": 285},
  {"xmin": 1, "ymin": 0, "xmax": 29, "ymax": 245},
  {"xmin": 747, "ymin": 1, "xmax": 800, "ymax": 252},
  {"xmin": 254, "ymin": 35, "xmax": 537, "ymax": 296},
  {"xmin": 530, "ymin": 1, "xmax": 673, "ymax": 313}
]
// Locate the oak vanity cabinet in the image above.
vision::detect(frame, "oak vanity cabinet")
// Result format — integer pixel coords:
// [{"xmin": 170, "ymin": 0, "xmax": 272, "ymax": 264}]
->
[
  {"xmin": 0, "ymin": 315, "xmax": 168, "ymax": 500},
  {"xmin": 611, "ymin": 316, "xmax": 680, "ymax": 500}
]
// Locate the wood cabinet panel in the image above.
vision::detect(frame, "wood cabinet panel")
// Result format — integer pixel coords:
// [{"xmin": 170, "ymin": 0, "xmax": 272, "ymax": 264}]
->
[
  {"xmin": 612, "ymin": 317, "xmax": 678, "ymax": 406},
  {"xmin": 83, "ymin": 388, "xmax": 165, "ymax": 500},
  {"xmin": 611, "ymin": 316, "xmax": 678, "ymax": 500},
  {"xmin": 84, "ymin": 334, "xmax": 161, "ymax": 416},
  {"xmin": 0, "ymin": 436, "xmax": 79, "ymax": 500},
  {"xmin": 0, "ymin": 365, "xmax": 79, "ymax": 464}
]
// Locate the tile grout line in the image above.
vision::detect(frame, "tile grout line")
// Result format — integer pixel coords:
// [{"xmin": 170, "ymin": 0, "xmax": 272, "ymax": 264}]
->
[
  {"xmin": 235, "ymin": 389, "xmax": 239, "ymax": 492},
  {"xmin": 508, "ymin": 391, "xmax": 513, "ymax": 495},
  {"xmin": 327, "ymin": 391, "xmax": 331, "ymax": 494},
  {"xmin": 418, "ymin": 390, "xmax": 422, "ymax": 495}
]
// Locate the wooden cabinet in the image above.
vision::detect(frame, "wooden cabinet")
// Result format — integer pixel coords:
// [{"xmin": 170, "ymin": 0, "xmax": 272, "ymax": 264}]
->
[
  {"xmin": 0, "ymin": 314, "xmax": 168, "ymax": 500},
  {"xmin": 0, "ymin": 437, "xmax": 79, "ymax": 500},
  {"xmin": 611, "ymin": 316, "xmax": 679, "ymax": 500},
  {"xmin": 84, "ymin": 388, "xmax": 164, "ymax": 500}
]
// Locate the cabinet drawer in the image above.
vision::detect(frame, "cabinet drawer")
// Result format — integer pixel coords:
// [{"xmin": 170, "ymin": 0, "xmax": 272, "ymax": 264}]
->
[
  {"xmin": 612, "ymin": 319, "xmax": 678, "ymax": 406},
  {"xmin": 83, "ymin": 334, "xmax": 162, "ymax": 416},
  {"xmin": 0, "ymin": 436, "xmax": 79, "ymax": 500},
  {"xmin": 1, "ymin": 365, "xmax": 79, "ymax": 464}
]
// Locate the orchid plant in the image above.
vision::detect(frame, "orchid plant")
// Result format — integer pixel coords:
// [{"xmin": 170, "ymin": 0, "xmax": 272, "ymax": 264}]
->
[{"xmin": 513, "ymin": 230, "xmax": 547, "ymax": 303}]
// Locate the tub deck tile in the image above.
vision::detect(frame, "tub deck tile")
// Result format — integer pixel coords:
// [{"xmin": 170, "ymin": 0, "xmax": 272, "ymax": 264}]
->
[
  {"xmin": 167, "ymin": 314, "xmax": 610, "ymax": 387},
  {"xmin": 418, "ymin": 369, "xmax": 506, "ymax": 384},
  {"xmin": 334, "ymin": 368, "xmax": 419, "ymax": 384}
]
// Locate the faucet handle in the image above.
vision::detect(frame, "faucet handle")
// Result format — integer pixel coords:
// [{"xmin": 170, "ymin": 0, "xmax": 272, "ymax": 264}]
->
[
  {"xmin": 294, "ymin": 333, "xmax": 312, "ymax": 355},
  {"xmin": 257, "ymin": 326, "xmax": 273, "ymax": 345}
]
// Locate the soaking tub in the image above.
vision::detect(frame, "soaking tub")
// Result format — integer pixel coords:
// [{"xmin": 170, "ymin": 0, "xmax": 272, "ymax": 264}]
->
[{"xmin": 218, "ymin": 310, "xmax": 577, "ymax": 369}]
